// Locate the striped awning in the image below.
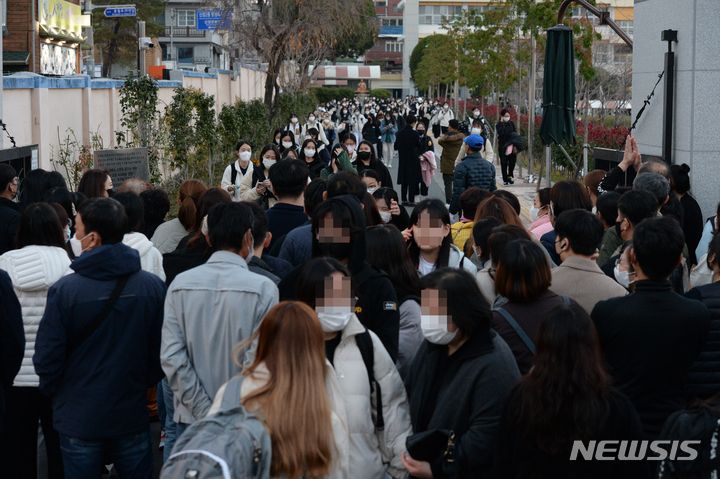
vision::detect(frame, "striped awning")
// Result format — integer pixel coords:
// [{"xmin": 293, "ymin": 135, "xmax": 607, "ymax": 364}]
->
[
  {"xmin": 311, "ymin": 65, "xmax": 381, "ymax": 80},
  {"xmin": 314, "ymin": 80, "xmax": 349, "ymax": 86}
]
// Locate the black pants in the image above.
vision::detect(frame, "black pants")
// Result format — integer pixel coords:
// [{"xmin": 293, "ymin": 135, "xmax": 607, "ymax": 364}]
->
[
  {"xmin": 499, "ymin": 151, "xmax": 517, "ymax": 183},
  {"xmin": 420, "ymin": 182, "xmax": 429, "ymax": 196},
  {"xmin": 0, "ymin": 386, "xmax": 63, "ymax": 478},
  {"xmin": 443, "ymin": 173, "xmax": 454, "ymax": 204},
  {"xmin": 402, "ymin": 184, "xmax": 419, "ymax": 203},
  {"xmin": 440, "ymin": 126, "xmax": 449, "ymax": 135}
]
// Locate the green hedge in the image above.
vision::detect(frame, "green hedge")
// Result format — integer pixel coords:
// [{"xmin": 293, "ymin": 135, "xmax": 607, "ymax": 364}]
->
[
  {"xmin": 309, "ymin": 86, "xmax": 356, "ymax": 103},
  {"xmin": 369, "ymin": 88, "xmax": 392, "ymax": 99}
]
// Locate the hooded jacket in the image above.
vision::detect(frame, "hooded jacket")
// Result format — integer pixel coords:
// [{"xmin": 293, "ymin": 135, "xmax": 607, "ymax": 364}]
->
[
  {"xmin": 0, "ymin": 245, "xmax": 71, "ymax": 386},
  {"xmin": 33, "ymin": 243, "xmax": 167, "ymax": 439},
  {"xmin": 123, "ymin": 232, "xmax": 165, "ymax": 281},
  {"xmin": 438, "ymin": 131, "xmax": 465, "ymax": 175},
  {"xmin": 449, "ymin": 152, "xmax": 497, "ymax": 215},
  {"xmin": 151, "ymin": 218, "xmax": 190, "ymax": 255}
]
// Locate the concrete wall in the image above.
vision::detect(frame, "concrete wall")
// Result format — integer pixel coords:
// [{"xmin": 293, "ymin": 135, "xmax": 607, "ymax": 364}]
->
[
  {"xmin": 632, "ymin": 0, "xmax": 720, "ymax": 219},
  {"xmin": 3, "ymin": 65, "xmax": 267, "ymax": 171}
]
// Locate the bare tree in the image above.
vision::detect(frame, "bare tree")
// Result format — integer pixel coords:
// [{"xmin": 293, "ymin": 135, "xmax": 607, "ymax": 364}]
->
[{"xmin": 216, "ymin": 0, "xmax": 378, "ymax": 123}]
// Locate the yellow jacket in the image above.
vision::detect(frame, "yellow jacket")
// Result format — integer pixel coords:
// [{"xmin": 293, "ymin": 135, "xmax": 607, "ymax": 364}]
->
[{"xmin": 451, "ymin": 221, "xmax": 474, "ymax": 252}]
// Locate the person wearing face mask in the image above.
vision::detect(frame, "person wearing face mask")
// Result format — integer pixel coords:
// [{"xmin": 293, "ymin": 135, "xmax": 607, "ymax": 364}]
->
[
  {"xmin": 349, "ymin": 108, "xmax": 366, "ymax": 145},
  {"xmin": 496, "ymin": 108, "xmax": 517, "ymax": 186},
  {"xmin": 272, "ymin": 128, "xmax": 284, "ymax": 147},
  {"xmin": 613, "ymin": 243, "xmax": 637, "ymax": 292},
  {"xmin": 33, "ymin": 198, "xmax": 167, "ymax": 478},
  {"xmin": 297, "ymin": 258, "xmax": 412, "ymax": 479},
  {"xmin": 221, "ymin": 141, "xmax": 254, "ymax": 202},
  {"xmin": 239, "ymin": 144, "xmax": 282, "ymax": 210},
  {"xmin": 549, "ymin": 210, "xmax": 627, "ymax": 315},
  {"xmin": 321, "ymin": 114, "xmax": 337, "ymax": 146},
  {"xmin": 0, "ymin": 164, "xmax": 20, "ymax": 255},
  {"xmin": 416, "ymin": 120, "xmax": 436, "ymax": 198},
  {"xmin": 403, "ymin": 268, "xmax": 520, "ymax": 479},
  {"xmin": 321, "ymin": 142, "xmax": 357, "ymax": 180},
  {"xmin": 528, "ymin": 188, "xmax": 552, "ymax": 240},
  {"xmin": 0, "ymin": 203, "xmax": 70, "ymax": 478},
  {"xmin": 353, "ymin": 140, "xmax": 393, "ymax": 190},
  {"xmin": 361, "ymin": 114, "xmax": 381, "ymax": 158},
  {"xmin": 455, "ymin": 119, "xmax": 495, "ymax": 167},
  {"xmin": 161, "ymin": 201, "xmax": 279, "ymax": 440},
  {"xmin": 299, "ymin": 138, "xmax": 326, "ymax": 179},
  {"xmin": 433, "ymin": 102, "xmax": 455, "ymax": 136},
  {"xmin": 438, "ymin": 120, "xmax": 466, "ymax": 205},
  {"xmin": 277, "ymin": 131, "xmax": 297, "ymax": 156},
  {"xmin": 302, "ymin": 112, "xmax": 329, "ymax": 147},
  {"xmin": 360, "ymin": 170, "xmax": 382, "ymax": 196},
  {"xmin": 286, "ymin": 114, "xmax": 303, "ymax": 145},
  {"xmin": 409, "ymin": 199, "xmax": 477, "ymax": 277},
  {"xmin": 380, "ymin": 113, "xmax": 398, "ymax": 168},
  {"xmin": 372, "ymin": 188, "xmax": 410, "ymax": 232},
  {"xmin": 449, "ymin": 135, "xmax": 497, "ymax": 218},
  {"xmin": 395, "ymin": 115, "xmax": 423, "ymax": 206}
]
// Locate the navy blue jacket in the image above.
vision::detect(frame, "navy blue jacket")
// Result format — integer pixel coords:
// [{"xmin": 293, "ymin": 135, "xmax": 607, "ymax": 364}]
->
[
  {"xmin": 33, "ymin": 243, "xmax": 166, "ymax": 439},
  {"xmin": 450, "ymin": 152, "xmax": 497, "ymax": 215},
  {"xmin": 266, "ymin": 203, "xmax": 308, "ymax": 250},
  {"xmin": 0, "ymin": 269, "xmax": 25, "ymax": 431}
]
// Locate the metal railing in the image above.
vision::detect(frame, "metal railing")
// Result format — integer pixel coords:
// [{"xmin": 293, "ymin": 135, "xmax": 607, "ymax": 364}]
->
[{"xmin": 164, "ymin": 26, "xmax": 206, "ymax": 38}]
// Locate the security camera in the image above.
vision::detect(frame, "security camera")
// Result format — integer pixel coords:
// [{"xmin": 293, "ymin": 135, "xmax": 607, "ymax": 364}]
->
[{"xmin": 139, "ymin": 37, "xmax": 154, "ymax": 50}]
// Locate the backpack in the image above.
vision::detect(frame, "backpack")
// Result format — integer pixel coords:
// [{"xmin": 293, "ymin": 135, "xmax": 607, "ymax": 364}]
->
[
  {"xmin": 493, "ymin": 296, "xmax": 570, "ymax": 355},
  {"xmin": 161, "ymin": 375, "xmax": 272, "ymax": 479},
  {"xmin": 230, "ymin": 162, "xmax": 239, "ymax": 187}
]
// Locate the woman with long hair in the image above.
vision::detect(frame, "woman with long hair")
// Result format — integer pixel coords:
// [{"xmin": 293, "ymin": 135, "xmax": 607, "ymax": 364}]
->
[
  {"xmin": 221, "ymin": 140, "xmax": 254, "ymax": 201},
  {"xmin": 493, "ymin": 304, "xmax": 648, "ymax": 478},
  {"xmin": 0, "ymin": 203, "xmax": 70, "ymax": 478},
  {"xmin": 208, "ymin": 301, "xmax": 348, "ymax": 479},
  {"xmin": 492, "ymin": 239, "xmax": 578, "ymax": 374},
  {"xmin": 528, "ymin": 187, "xmax": 552, "ymax": 240},
  {"xmin": 150, "ymin": 179, "xmax": 207, "ymax": 255},
  {"xmin": 77, "ymin": 169, "xmax": 112, "ymax": 199},
  {"xmin": 366, "ymin": 224, "xmax": 423, "ymax": 379},
  {"xmin": 409, "ymin": 199, "xmax": 477, "ymax": 276},
  {"xmin": 353, "ymin": 140, "xmax": 393, "ymax": 189},
  {"xmin": 299, "ymin": 139, "xmax": 326, "ymax": 179},
  {"xmin": 403, "ymin": 268, "xmax": 520, "ymax": 479},
  {"xmin": 296, "ymin": 258, "xmax": 412, "ymax": 479},
  {"xmin": 473, "ymin": 196, "xmax": 525, "ymax": 228},
  {"xmin": 373, "ymin": 187, "xmax": 410, "ymax": 231},
  {"xmin": 239, "ymin": 144, "xmax": 281, "ymax": 210}
]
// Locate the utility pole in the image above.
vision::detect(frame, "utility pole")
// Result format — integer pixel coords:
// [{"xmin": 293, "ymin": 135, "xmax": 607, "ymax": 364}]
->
[
  {"xmin": 170, "ymin": 9, "xmax": 175, "ymax": 66},
  {"xmin": 137, "ymin": 20, "xmax": 146, "ymax": 75},
  {"xmin": 528, "ymin": 33, "xmax": 536, "ymax": 175}
]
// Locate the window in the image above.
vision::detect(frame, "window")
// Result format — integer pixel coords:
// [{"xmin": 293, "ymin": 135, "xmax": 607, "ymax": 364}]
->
[
  {"xmin": 593, "ymin": 42, "xmax": 612, "ymax": 64},
  {"xmin": 613, "ymin": 43, "xmax": 633, "ymax": 64},
  {"xmin": 376, "ymin": 1, "xmax": 387, "ymax": 6},
  {"xmin": 385, "ymin": 42, "xmax": 403, "ymax": 53},
  {"xmin": 418, "ymin": 5, "xmax": 462, "ymax": 25},
  {"xmin": 177, "ymin": 9, "xmax": 196, "ymax": 27},
  {"xmin": 616, "ymin": 20, "xmax": 633, "ymax": 35},
  {"xmin": 177, "ymin": 47, "xmax": 194, "ymax": 63},
  {"xmin": 382, "ymin": 18, "xmax": 401, "ymax": 26}
]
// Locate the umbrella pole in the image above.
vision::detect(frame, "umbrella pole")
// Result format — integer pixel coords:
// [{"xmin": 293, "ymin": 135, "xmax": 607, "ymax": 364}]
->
[{"xmin": 545, "ymin": 145, "xmax": 552, "ymax": 187}]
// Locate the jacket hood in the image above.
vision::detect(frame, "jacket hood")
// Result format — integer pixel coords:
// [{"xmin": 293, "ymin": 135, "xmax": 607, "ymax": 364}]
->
[
  {"xmin": 312, "ymin": 195, "xmax": 367, "ymax": 275},
  {"xmin": 1, "ymin": 245, "xmax": 71, "ymax": 292},
  {"xmin": 448, "ymin": 243, "xmax": 465, "ymax": 268},
  {"xmin": 444, "ymin": 131, "xmax": 464, "ymax": 139},
  {"xmin": 123, "ymin": 232, "xmax": 154, "ymax": 258},
  {"xmin": 71, "ymin": 243, "xmax": 141, "ymax": 280}
]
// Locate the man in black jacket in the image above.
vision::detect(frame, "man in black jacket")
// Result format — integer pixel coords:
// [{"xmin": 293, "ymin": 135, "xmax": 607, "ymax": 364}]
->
[
  {"xmin": 449, "ymin": 134, "xmax": 497, "ymax": 215},
  {"xmin": 0, "ymin": 270, "xmax": 25, "ymax": 434},
  {"xmin": 592, "ymin": 217, "xmax": 710, "ymax": 439},
  {"xmin": 394, "ymin": 114, "xmax": 422, "ymax": 206},
  {"xmin": 0, "ymin": 164, "xmax": 20, "ymax": 256}
]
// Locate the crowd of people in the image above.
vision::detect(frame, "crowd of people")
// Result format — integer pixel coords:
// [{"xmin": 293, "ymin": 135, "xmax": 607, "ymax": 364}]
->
[{"xmin": 0, "ymin": 95, "xmax": 718, "ymax": 479}]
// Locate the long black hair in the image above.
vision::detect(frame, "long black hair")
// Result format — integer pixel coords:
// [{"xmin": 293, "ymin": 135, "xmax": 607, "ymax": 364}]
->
[
  {"xmin": 509, "ymin": 304, "xmax": 612, "ymax": 456},
  {"xmin": 366, "ymin": 224, "xmax": 420, "ymax": 299},
  {"xmin": 408, "ymin": 199, "xmax": 452, "ymax": 269},
  {"xmin": 16, "ymin": 202, "xmax": 68, "ymax": 252},
  {"xmin": 296, "ymin": 257, "xmax": 352, "ymax": 309},
  {"xmin": 357, "ymin": 140, "xmax": 379, "ymax": 166}
]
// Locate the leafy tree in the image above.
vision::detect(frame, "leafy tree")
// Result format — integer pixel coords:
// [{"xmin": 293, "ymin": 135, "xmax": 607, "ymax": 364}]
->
[
  {"xmin": 91, "ymin": 0, "xmax": 166, "ymax": 78},
  {"xmin": 369, "ymin": 89, "xmax": 392, "ymax": 99},
  {"xmin": 218, "ymin": 98, "xmax": 270, "ymax": 161}
]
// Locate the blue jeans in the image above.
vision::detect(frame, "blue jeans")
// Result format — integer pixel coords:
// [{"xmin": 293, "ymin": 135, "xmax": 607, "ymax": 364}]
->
[
  {"xmin": 59, "ymin": 429, "xmax": 153, "ymax": 479},
  {"xmin": 161, "ymin": 378, "xmax": 177, "ymax": 463}
]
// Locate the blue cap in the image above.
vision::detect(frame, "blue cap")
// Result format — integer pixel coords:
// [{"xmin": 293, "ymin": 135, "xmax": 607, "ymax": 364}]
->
[{"xmin": 463, "ymin": 133, "xmax": 485, "ymax": 149}]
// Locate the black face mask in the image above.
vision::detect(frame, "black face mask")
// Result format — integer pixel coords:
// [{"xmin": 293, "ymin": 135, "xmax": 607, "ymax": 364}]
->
[
  {"xmin": 318, "ymin": 242, "xmax": 352, "ymax": 262},
  {"xmin": 358, "ymin": 151, "xmax": 371, "ymax": 161},
  {"xmin": 106, "ymin": 189, "xmax": 115, "ymax": 198}
]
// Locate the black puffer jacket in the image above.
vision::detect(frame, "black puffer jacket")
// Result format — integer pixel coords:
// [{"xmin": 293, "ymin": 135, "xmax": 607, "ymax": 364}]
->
[
  {"xmin": 685, "ymin": 282, "xmax": 720, "ymax": 400},
  {"xmin": 449, "ymin": 152, "xmax": 497, "ymax": 215}
]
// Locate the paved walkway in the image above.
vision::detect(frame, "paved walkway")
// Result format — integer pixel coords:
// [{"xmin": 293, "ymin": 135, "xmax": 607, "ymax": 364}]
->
[{"xmin": 386, "ymin": 136, "xmax": 538, "ymax": 227}]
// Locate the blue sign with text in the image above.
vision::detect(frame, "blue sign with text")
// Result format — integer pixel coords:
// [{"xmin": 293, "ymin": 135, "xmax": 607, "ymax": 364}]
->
[
  {"xmin": 196, "ymin": 10, "xmax": 232, "ymax": 31},
  {"xmin": 104, "ymin": 6, "xmax": 137, "ymax": 17}
]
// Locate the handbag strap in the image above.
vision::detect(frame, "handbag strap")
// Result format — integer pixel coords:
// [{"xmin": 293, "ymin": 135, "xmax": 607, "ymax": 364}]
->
[
  {"xmin": 67, "ymin": 274, "xmax": 131, "ymax": 355},
  {"xmin": 495, "ymin": 307, "xmax": 536, "ymax": 355}
]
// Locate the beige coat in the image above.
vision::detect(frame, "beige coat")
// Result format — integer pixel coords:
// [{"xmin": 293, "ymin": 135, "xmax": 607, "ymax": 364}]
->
[{"xmin": 550, "ymin": 256, "xmax": 627, "ymax": 314}]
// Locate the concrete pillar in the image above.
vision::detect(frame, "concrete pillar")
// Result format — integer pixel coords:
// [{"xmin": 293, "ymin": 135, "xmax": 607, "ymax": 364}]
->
[
  {"xmin": 402, "ymin": 0, "xmax": 418, "ymax": 96},
  {"xmin": 633, "ymin": 0, "xmax": 720, "ymax": 218}
]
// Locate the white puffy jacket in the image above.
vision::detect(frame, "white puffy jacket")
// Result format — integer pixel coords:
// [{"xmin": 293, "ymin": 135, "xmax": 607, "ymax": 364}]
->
[
  {"xmin": 0, "ymin": 245, "xmax": 71, "ymax": 387},
  {"xmin": 332, "ymin": 314, "xmax": 412, "ymax": 479},
  {"xmin": 123, "ymin": 232, "xmax": 165, "ymax": 281}
]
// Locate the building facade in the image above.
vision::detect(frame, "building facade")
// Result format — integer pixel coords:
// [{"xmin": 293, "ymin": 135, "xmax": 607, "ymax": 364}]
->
[{"xmin": 364, "ymin": 0, "xmax": 404, "ymax": 95}]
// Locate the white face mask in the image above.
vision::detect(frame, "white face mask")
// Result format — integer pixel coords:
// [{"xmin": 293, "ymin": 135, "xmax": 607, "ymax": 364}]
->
[
  {"xmin": 503, "ymin": 116, "xmax": 510, "ymax": 122},
  {"xmin": 324, "ymin": 119, "xmax": 330, "ymax": 124},
  {"xmin": 471, "ymin": 128, "xmax": 482, "ymax": 135},
  {"xmin": 444, "ymin": 106, "xmax": 449, "ymax": 110},
  {"xmin": 308, "ymin": 116, "xmax": 315, "ymax": 123},
  {"xmin": 346, "ymin": 145, "xmax": 355, "ymax": 154},
  {"xmin": 263, "ymin": 158, "xmax": 277, "ymax": 169},
  {"xmin": 282, "ymin": 141, "xmax": 293, "ymax": 149},
  {"xmin": 66, "ymin": 227, "xmax": 71, "ymax": 241},
  {"xmin": 275, "ymin": 138, "xmax": 281, "ymax": 145},
  {"xmin": 473, "ymin": 111, "xmax": 480, "ymax": 117},
  {"xmin": 380, "ymin": 211, "xmax": 392, "ymax": 223},
  {"xmin": 614, "ymin": 264, "xmax": 634, "ymax": 290},
  {"xmin": 70, "ymin": 233, "xmax": 91, "ymax": 257},
  {"xmin": 304, "ymin": 149, "xmax": 316, "ymax": 158},
  {"xmin": 201, "ymin": 215, "xmax": 209, "ymax": 236},
  {"xmin": 367, "ymin": 187, "xmax": 378, "ymax": 195},
  {"xmin": 245, "ymin": 233, "xmax": 254, "ymax": 262},
  {"xmin": 316, "ymin": 306, "xmax": 353, "ymax": 332},
  {"xmin": 238, "ymin": 151, "xmax": 251, "ymax": 162},
  {"xmin": 529, "ymin": 206, "xmax": 543, "ymax": 221},
  {"xmin": 291, "ymin": 118, "xmax": 298, "ymax": 124},
  {"xmin": 421, "ymin": 314, "xmax": 457, "ymax": 345},
  {"xmin": 592, "ymin": 205, "xmax": 597, "ymax": 215}
]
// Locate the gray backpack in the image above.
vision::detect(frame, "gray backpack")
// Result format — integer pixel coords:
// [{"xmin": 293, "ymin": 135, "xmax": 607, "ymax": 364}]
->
[{"xmin": 161, "ymin": 375, "xmax": 272, "ymax": 479}]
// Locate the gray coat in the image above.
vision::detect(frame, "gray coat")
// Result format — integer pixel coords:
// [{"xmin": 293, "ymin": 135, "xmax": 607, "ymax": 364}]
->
[
  {"xmin": 405, "ymin": 330, "xmax": 520, "ymax": 479},
  {"xmin": 161, "ymin": 251, "xmax": 279, "ymax": 424}
]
